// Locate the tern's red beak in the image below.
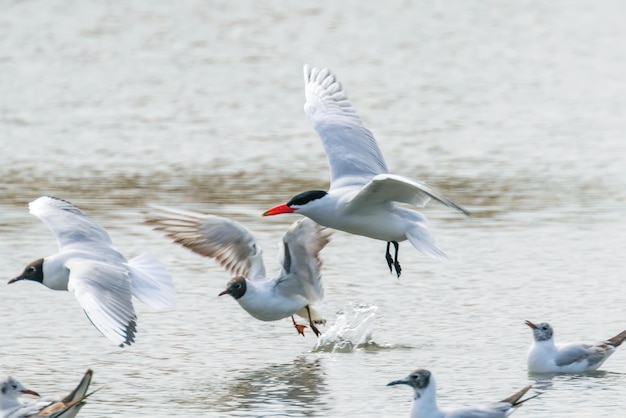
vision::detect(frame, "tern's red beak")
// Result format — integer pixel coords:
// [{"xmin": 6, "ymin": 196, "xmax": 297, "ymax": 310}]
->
[
  {"xmin": 21, "ymin": 389, "xmax": 40, "ymax": 397},
  {"xmin": 262, "ymin": 203, "xmax": 295, "ymax": 217},
  {"xmin": 525, "ymin": 320, "xmax": 537, "ymax": 329}
]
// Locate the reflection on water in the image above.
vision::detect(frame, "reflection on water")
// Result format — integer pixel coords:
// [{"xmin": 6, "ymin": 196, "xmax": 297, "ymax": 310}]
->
[{"xmin": 211, "ymin": 356, "xmax": 329, "ymax": 417}]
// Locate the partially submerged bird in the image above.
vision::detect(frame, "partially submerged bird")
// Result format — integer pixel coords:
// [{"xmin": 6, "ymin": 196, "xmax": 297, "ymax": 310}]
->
[
  {"xmin": 262, "ymin": 65, "xmax": 469, "ymax": 277},
  {"xmin": 525, "ymin": 320, "xmax": 626, "ymax": 373},
  {"xmin": 387, "ymin": 369, "xmax": 537, "ymax": 418},
  {"xmin": 9, "ymin": 196, "xmax": 176, "ymax": 347},
  {"xmin": 0, "ymin": 369, "xmax": 96, "ymax": 418},
  {"xmin": 147, "ymin": 206, "xmax": 332, "ymax": 337}
]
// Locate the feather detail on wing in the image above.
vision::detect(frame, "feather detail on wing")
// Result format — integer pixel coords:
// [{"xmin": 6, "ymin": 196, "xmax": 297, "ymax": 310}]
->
[
  {"xmin": 346, "ymin": 174, "xmax": 470, "ymax": 216},
  {"xmin": 303, "ymin": 65, "xmax": 388, "ymax": 189},
  {"xmin": 146, "ymin": 206, "xmax": 266, "ymax": 279},
  {"xmin": 276, "ymin": 218, "xmax": 332, "ymax": 303},
  {"xmin": 67, "ymin": 259, "xmax": 137, "ymax": 347},
  {"xmin": 28, "ymin": 196, "xmax": 114, "ymax": 250}
]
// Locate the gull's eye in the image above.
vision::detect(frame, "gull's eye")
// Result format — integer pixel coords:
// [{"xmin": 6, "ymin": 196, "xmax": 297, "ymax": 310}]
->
[
  {"xmin": 29, "ymin": 266, "xmax": 36, "ymax": 273},
  {"xmin": 541, "ymin": 325, "xmax": 548, "ymax": 331},
  {"xmin": 11, "ymin": 384, "xmax": 17, "ymax": 389}
]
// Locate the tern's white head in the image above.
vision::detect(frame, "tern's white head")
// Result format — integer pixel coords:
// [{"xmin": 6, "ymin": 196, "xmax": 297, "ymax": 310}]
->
[
  {"xmin": 8, "ymin": 259, "xmax": 44, "ymax": 286},
  {"xmin": 0, "ymin": 376, "xmax": 39, "ymax": 403},
  {"xmin": 525, "ymin": 320, "xmax": 554, "ymax": 342},
  {"xmin": 262, "ymin": 190, "xmax": 328, "ymax": 217}
]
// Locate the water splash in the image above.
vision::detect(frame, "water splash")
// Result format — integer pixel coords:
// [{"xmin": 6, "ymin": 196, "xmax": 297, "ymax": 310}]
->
[{"xmin": 312, "ymin": 303, "xmax": 382, "ymax": 353}]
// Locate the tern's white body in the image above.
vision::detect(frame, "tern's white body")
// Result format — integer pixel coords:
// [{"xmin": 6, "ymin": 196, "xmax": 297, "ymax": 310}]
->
[
  {"xmin": 10, "ymin": 196, "xmax": 176, "ymax": 347},
  {"xmin": 525, "ymin": 321, "xmax": 626, "ymax": 373},
  {"xmin": 263, "ymin": 66, "xmax": 469, "ymax": 274},
  {"xmin": 148, "ymin": 207, "xmax": 331, "ymax": 334}
]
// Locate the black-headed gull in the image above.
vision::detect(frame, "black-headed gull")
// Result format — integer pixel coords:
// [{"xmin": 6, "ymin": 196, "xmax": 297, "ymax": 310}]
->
[
  {"xmin": 147, "ymin": 206, "xmax": 331, "ymax": 336},
  {"xmin": 387, "ymin": 369, "xmax": 537, "ymax": 418},
  {"xmin": 525, "ymin": 320, "xmax": 626, "ymax": 373},
  {"xmin": 0, "ymin": 369, "xmax": 95, "ymax": 418},
  {"xmin": 262, "ymin": 65, "xmax": 469, "ymax": 277},
  {"xmin": 9, "ymin": 196, "xmax": 176, "ymax": 347}
]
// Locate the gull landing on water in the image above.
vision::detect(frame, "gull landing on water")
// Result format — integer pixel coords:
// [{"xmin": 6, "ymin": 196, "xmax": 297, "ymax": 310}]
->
[
  {"xmin": 387, "ymin": 369, "xmax": 538, "ymax": 418},
  {"xmin": 0, "ymin": 369, "xmax": 96, "ymax": 418},
  {"xmin": 8, "ymin": 196, "xmax": 176, "ymax": 347},
  {"xmin": 262, "ymin": 65, "xmax": 469, "ymax": 277},
  {"xmin": 525, "ymin": 320, "xmax": 626, "ymax": 373},
  {"xmin": 147, "ymin": 206, "xmax": 332, "ymax": 337}
]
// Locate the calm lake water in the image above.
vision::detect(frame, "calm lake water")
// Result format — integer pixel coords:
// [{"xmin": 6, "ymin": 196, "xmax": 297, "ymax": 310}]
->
[{"xmin": 1, "ymin": 1, "xmax": 626, "ymax": 417}]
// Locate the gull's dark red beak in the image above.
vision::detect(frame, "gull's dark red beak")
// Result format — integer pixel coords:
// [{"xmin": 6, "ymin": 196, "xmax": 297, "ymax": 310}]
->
[
  {"xmin": 525, "ymin": 320, "xmax": 537, "ymax": 329},
  {"xmin": 218, "ymin": 289, "xmax": 229, "ymax": 297},
  {"xmin": 262, "ymin": 203, "xmax": 295, "ymax": 217},
  {"xmin": 21, "ymin": 389, "xmax": 40, "ymax": 397}
]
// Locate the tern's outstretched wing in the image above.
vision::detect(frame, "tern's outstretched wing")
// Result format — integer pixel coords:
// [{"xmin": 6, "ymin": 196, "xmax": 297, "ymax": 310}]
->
[
  {"xmin": 146, "ymin": 206, "xmax": 266, "ymax": 279},
  {"xmin": 28, "ymin": 196, "xmax": 114, "ymax": 251},
  {"xmin": 275, "ymin": 219, "xmax": 331, "ymax": 303},
  {"xmin": 345, "ymin": 173, "xmax": 470, "ymax": 215},
  {"xmin": 303, "ymin": 65, "xmax": 388, "ymax": 190},
  {"xmin": 67, "ymin": 259, "xmax": 137, "ymax": 347}
]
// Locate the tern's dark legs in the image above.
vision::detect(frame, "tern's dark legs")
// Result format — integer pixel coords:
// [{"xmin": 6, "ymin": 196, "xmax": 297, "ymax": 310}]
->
[
  {"xmin": 385, "ymin": 241, "xmax": 402, "ymax": 277},
  {"xmin": 291, "ymin": 315, "xmax": 306, "ymax": 337},
  {"xmin": 306, "ymin": 305, "xmax": 321, "ymax": 337}
]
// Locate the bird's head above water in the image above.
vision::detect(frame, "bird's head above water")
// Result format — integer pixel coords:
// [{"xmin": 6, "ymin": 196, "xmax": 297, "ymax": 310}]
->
[
  {"xmin": 8, "ymin": 259, "xmax": 44, "ymax": 285},
  {"xmin": 387, "ymin": 369, "xmax": 433, "ymax": 398},
  {"xmin": 218, "ymin": 276, "xmax": 247, "ymax": 299},
  {"xmin": 261, "ymin": 190, "xmax": 328, "ymax": 217},
  {"xmin": 525, "ymin": 320, "xmax": 554, "ymax": 342},
  {"xmin": 0, "ymin": 376, "xmax": 39, "ymax": 398}
]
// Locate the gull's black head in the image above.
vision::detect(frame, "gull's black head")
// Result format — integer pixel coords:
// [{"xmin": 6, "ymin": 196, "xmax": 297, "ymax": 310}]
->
[
  {"xmin": 525, "ymin": 320, "xmax": 553, "ymax": 342},
  {"xmin": 262, "ymin": 190, "xmax": 328, "ymax": 216},
  {"xmin": 218, "ymin": 276, "xmax": 247, "ymax": 299},
  {"xmin": 9, "ymin": 259, "xmax": 44, "ymax": 285},
  {"xmin": 387, "ymin": 369, "xmax": 431, "ymax": 391}
]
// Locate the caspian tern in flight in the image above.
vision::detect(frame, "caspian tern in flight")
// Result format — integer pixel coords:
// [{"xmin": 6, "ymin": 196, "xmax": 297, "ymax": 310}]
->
[
  {"xmin": 0, "ymin": 369, "xmax": 96, "ymax": 418},
  {"xmin": 387, "ymin": 369, "xmax": 538, "ymax": 418},
  {"xmin": 525, "ymin": 320, "xmax": 626, "ymax": 373},
  {"xmin": 8, "ymin": 196, "xmax": 176, "ymax": 347},
  {"xmin": 262, "ymin": 65, "xmax": 469, "ymax": 277},
  {"xmin": 147, "ymin": 206, "xmax": 332, "ymax": 337}
]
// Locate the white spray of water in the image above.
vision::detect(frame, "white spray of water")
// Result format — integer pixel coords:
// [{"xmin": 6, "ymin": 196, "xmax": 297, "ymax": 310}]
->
[{"xmin": 312, "ymin": 303, "xmax": 379, "ymax": 353}]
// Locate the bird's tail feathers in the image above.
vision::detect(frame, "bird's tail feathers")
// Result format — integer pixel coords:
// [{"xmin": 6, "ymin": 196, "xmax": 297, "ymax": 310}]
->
[
  {"xmin": 405, "ymin": 225, "xmax": 447, "ymax": 261},
  {"xmin": 129, "ymin": 252, "xmax": 176, "ymax": 309},
  {"xmin": 607, "ymin": 330, "xmax": 626, "ymax": 347},
  {"xmin": 60, "ymin": 369, "xmax": 92, "ymax": 404}
]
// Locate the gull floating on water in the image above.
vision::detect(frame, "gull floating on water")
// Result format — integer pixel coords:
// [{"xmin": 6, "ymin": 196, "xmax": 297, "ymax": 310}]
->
[
  {"xmin": 387, "ymin": 369, "xmax": 537, "ymax": 418},
  {"xmin": 9, "ymin": 196, "xmax": 176, "ymax": 347},
  {"xmin": 262, "ymin": 65, "xmax": 469, "ymax": 277},
  {"xmin": 525, "ymin": 320, "xmax": 626, "ymax": 373},
  {"xmin": 0, "ymin": 369, "xmax": 96, "ymax": 418},
  {"xmin": 147, "ymin": 206, "xmax": 331, "ymax": 336}
]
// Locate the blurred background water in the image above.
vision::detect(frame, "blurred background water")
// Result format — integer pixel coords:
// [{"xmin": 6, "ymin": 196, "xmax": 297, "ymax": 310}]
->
[{"xmin": 1, "ymin": 1, "xmax": 625, "ymax": 416}]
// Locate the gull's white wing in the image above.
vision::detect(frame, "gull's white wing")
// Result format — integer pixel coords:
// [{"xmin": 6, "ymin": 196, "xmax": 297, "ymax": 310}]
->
[
  {"xmin": 28, "ymin": 196, "xmax": 113, "ymax": 251},
  {"xmin": 66, "ymin": 259, "xmax": 137, "ymax": 347},
  {"xmin": 554, "ymin": 342, "xmax": 611, "ymax": 367},
  {"xmin": 346, "ymin": 174, "xmax": 470, "ymax": 215},
  {"xmin": 146, "ymin": 206, "xmax": 266, "ymax": 279},
  {"xmin": 274, "ymin": 219, "xmax": 331, "ymax": 303},
  {"xmin": 303, "ymin": 65, "xmax": 388, "ymax": 190}
]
